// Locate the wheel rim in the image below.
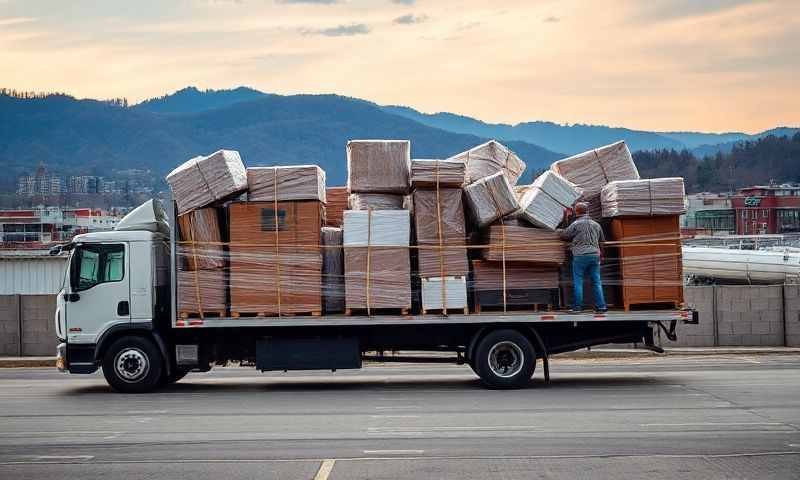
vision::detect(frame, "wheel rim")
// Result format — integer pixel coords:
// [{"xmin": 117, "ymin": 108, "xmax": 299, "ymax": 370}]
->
[
  {"xmin": 114, "ymin": 348, "xmax": 150, "ymax": 383},
  {"xmin": 488, "ymin": 341, "xmax": 524, "ymax": 378}
]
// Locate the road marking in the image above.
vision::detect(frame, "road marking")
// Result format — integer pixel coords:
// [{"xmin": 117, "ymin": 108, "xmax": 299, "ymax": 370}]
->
[
  {"xmin": 789, "ymin": 444, "xmax": 800, "ymax": 448},
  {"xmin": 127, "ymin": 410, "xmax": 167, "ymax": 414},
  {"xmin": 363, "ymin": 450, "xmax": 425, "ymax": 455},
  {"xmin": 374, "ymin": 406, "xmax": 420, "ymax": 410},
  {"xmin": 369, "ymin": 415, "xmax": 420, "ymax": 419},
  {"xmin": 368, "ymin": 425, "xmax": 540, "ymax": 432},
  {"xmin": 641, "ymin": 422, "xmax": 785, "ymax": 427},
  {"xmin": 313, "ymin": 459, "xmax": 335, "ymax": 480}
]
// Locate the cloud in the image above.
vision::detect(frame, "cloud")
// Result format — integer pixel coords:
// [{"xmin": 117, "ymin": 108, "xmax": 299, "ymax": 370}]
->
[
  {"xmin": 391, "ymin": 0, "xmax": 415, "ymax": 5},
  {"xmin": 393, "ymin": 14, "xmax": 427, "ymax": 25},
  {"xmin": 0, "ymin": 17, "xmax": 38, "ymax": 27},
  {"xmin": 543, "ymin": 16, "xmax": 560, "ymax": 23},
  {"xmin": 302, "ymin": 23, "xmax": 370, "ymax": 36},
  {"xmin": 633, "ymin": 0, "xmax": 760, "ymax": 21}
]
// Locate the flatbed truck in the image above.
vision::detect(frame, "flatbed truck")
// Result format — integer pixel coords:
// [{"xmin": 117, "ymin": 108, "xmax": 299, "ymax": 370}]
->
[{"xmin": 52, "ymin": 200, "xmax": 697, "ymax": 393}]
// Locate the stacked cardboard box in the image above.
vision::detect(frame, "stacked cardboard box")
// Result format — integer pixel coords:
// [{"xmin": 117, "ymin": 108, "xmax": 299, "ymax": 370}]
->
[
  {"xmin": 348, "ymin": 193, "xmax": 406, "ymax": 210},
  {"xmin": 482, "ymin": 222, "xmax": 567, "ymax": 265},
  {"xmin": 413, "ymin": 187, "xmax": 469, "ymax": 313},
  {"xmin": 325, "ymin": 187, "xmax": 348, "ymax": 227},
  {"xmin": 228, "ymin": 200, "xmax": 323, "ymax": 315},
  {"xmin": 550, "ymin": 141, "xmax": 639, "ymax": 219},
  {"xmin": 347, "ymin": 140, "xmax": 411, "ymax": 194},
  {"xmin": 448, "ymin": 140, "xmax": 526, "ymax": 185},
  {"xmin": 167, "ymin": 150, "xmax": 247, "ymax": 215},
  {"xmin": 343, "ymin": 210, "xmax": 411, "ymax": 312},
  {"xmin": 518, "ymin": 171, "xmax": 581, "ymax": 230},
  {"xmin": 411, "ymin": 159, "xmax": 466, "ymax": 188},
  {"xmin": 608, "ymin": 214, "xmax": 683, "ymax": 311},
  {"xmin": 247, "ymin": 166, "xmax": 326, "ymax": 203},
  {"xmin": 463, "ymin": 171, "xmax": 519, "ymax": 228},
  {"xmin": 176, "ymin": 208, "xmax": 227, "ymax": 316},
  {"xmin": 471, "ymin": 260, "xmax": 561, "ymax": 312},
  {"xmin": 321, "ymin": 227, "xmax": 345, "ymax": 313},
  {"xmin": 601, "ymin": 177, "xmax": 686, "ymax": 217}
]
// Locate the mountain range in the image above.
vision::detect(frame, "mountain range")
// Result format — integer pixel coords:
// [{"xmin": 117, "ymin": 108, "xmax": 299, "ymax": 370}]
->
[{"xmin": 1, "ymin": 85, "xmax": 797, "ymax": 193}]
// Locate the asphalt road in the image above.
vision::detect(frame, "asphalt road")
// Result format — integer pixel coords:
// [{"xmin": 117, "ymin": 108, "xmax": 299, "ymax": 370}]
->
[{"xmin": 1, "ymin": 354, "xmax": 799, "ymax": 479}]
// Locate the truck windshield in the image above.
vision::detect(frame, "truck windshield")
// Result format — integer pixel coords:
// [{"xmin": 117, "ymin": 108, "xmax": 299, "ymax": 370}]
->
[{"xmin": 73, "ymin": 244, "xmax": 125, "ymax": 292}]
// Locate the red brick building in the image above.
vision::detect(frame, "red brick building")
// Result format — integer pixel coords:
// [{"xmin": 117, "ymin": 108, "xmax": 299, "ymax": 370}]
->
[{"xmin": 731, "ymin": 185, "xmax": 800, "ymax": 235}]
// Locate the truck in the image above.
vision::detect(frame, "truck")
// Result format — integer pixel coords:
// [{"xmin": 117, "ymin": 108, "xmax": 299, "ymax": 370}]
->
[{"xmin": 52, "ymin": 199, "xmax": 697, "ymax": 393}]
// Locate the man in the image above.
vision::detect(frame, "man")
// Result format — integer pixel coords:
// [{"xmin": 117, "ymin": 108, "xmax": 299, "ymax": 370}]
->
[{"xmin": 557, "ymin": 202, "xmax": 608, "ymax": 313}]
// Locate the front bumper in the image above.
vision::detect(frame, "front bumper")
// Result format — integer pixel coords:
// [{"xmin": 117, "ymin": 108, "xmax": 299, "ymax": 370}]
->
[{"xmin": 56, "ymin": 343, "xmax": 67, "ymax": 372}]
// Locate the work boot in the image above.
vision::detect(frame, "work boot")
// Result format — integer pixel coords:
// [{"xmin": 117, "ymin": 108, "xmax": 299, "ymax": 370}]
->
[
  {"xmin": 568, "ymin": 307, "xmax": 583, "ymax": 314},
  {"xmin": 595, "ymin": 306, "xmax": 608, "ymax": 314}
]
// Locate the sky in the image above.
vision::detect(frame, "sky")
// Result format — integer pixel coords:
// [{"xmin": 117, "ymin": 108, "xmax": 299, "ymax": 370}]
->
[{"xmin": 1, "ymin": 0, "xmax": 798, "ymax": 133}]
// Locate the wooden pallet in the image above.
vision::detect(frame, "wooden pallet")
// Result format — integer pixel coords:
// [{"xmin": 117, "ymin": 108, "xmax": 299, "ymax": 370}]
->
[
  {"xmin": 622, "ymin": 301, "xmax": 682, "ymax": 312},
  {"xmin": 179, "ymin": 310, "xmax": 225, "ymax": 319},
  {"xmin": 421, "ymin": 307, "xmax": 470, "ymax": 315},
  {"xmin": 345, "ymin": 307, "xmax": 410, "ymax": 316},
  {"xmin": 230, "ymin": 310, "xmax": 322, "ymax": 318}
]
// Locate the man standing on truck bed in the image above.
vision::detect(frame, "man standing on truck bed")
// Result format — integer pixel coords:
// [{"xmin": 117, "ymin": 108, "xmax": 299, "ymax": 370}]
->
[{"xmin": 557, "ymin": 202, "xmax": 608, "ymax": 314}]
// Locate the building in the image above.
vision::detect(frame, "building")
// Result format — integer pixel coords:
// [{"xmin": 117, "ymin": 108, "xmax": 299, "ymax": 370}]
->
[
  {"xmin": 681, "ymin": 192, "xmax": 735, "ymax": 236},
  {"xmin": 67, "ymin": 175, "xmax": 102, "ymax": 194},
  {"xmin": 0, "ymin": 206, "xmax": 121, "ymax": 247},
  {"xmin": 731, "ymin": 184, "xmax": 800, "ymax": 235},
  {"xmin": 16, "ymin": 165, "xmax": 64, "ymax": 195}
]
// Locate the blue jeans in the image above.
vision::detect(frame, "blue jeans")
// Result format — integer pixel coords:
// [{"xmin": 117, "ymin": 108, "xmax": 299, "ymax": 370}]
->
[{"xmin": 572, "ymin": 255, "xmax": 606, "ymax": 310}]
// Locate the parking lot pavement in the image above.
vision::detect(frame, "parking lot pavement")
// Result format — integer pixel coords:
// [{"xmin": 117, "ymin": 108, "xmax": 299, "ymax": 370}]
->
[{"xmin": 1, "ymin": 354, "xmax": 799, "ymax": 479}]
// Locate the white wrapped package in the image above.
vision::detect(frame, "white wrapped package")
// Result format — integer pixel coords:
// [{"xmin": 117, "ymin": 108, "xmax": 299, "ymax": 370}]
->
[
  {"xmin": 343, "ymin": 210, "xmax": 410, "ymax": 246},
  {"xmin": 518, "ymin": 171, "xmax": 582, "ymax": 230},
  {"xmin": 463, "ymin": 171, "xmax": 519, "ymax": 228},
  {"xmin": 421, "ymin": 276, "xmax": 468, "ymax": 312},
  {"xmin": 247, "ymin": 165, "xmax": 326, "ymax": 202},
  {"xmin": 601, "ymin": 177, "xmax": 687, "ymax": 217},
  {"xmin": 448, "ymin": 140, "xmax": 526, "ymax": 185},
  {"xmin": 167, "ymin": 150, "xmax": 247, "ymax": 214},
  {"xmin": 550, "ymin": 141, "xmax": 639, "ymax": 218}
]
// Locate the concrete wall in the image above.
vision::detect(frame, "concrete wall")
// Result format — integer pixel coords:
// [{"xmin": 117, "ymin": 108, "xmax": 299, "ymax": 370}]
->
[
  {"xmin": 664, "ymin": 285, "xmax": 789, "ymax": 347},
  {"xmin": 0, "ymin": 294, "xmax": 56, "ymax": 356}
]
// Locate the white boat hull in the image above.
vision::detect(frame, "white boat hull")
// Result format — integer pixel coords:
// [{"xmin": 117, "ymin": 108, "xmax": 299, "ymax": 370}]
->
[{"xmin": 682, "ymin": 246, "xmax": 800, "ymax": 283}]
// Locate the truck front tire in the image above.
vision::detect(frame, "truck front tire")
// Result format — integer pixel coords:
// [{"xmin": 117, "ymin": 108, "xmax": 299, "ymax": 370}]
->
[
  {"xmin": 102, "ymin": 336, "xmax": 163, "ymax": 393},
  {"xmin": 473, "ymin": 329, "xmax": 536, "ymax": 389}
]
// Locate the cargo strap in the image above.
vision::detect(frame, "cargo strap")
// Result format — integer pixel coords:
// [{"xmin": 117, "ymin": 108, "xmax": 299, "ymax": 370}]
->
[
  {"xmin": 187, "ymin": 213, "xmax": 205, "ymax": 319},
  {"xmin": 192, "ymin": 157, "xmax": 219, "ymax": 202},
  {"xmin": 366, "ymin": 207, "xmax": 372, "ymax": 316},
  {"xmin": 434, "ymin": 160, "xmax": 448, "ymax": 315},
  {"xmin": 593, "ymin": 149, "xmax": 609, "ymax": 183},
  {"xmin": 273, "ymin": 169, "xmax": 282, "ymax": 316}
]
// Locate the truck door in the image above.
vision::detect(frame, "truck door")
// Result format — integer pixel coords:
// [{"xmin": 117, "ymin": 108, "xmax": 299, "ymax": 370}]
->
[{"xmin": 64, "ymin": 243, "xmax": 130, "ymax": 345}]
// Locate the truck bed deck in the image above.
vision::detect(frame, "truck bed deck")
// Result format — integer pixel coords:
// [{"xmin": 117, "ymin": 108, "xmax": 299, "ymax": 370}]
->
[{"xmin": 173, "ymin": 309, "xmax": 692, "ymax": 328}]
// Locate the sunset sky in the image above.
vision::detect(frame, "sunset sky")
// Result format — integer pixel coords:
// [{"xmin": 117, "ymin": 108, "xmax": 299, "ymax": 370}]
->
[{"xmin": 1, "ymin": 0, "xmax": 797, "ymax": 133}]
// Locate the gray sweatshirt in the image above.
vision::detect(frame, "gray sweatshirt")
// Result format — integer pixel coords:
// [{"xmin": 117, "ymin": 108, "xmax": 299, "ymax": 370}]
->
[{"xmin": 557, "ymin": 215, "xmax": 604, "ymax": 256}]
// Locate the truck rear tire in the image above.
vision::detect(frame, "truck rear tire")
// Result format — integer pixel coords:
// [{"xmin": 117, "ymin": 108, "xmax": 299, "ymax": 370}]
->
[
  {"xmin": 102, "ymin": 336, "xmax": 163, "ymax": 393},
  {"xmin": 473, "ymin": 329, "xmax": 535, "ymax": 389}
]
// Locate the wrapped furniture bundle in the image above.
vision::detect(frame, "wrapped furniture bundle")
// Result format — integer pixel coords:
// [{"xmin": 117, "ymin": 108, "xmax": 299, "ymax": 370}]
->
[
  {"xmin": 228, "ymin": 201, "xmax": 323, "ymax": 315},
  {"xmin": 325, "ymin": 186, "xmax": 349, "ymax": 227},
  {"xmin": 411, "ymin": 159, "xmax": 466, "ymax": 187},
  {"xmin": 321, "ymin": 227, "xmax": 345, "ymax": 313},
  {"xmin": 463, "ymin": 172, "xmax": 519, "ymax": 228},
  {"xmin": 413, "ymin": 188, "xmax": 469, "ymax": 278},
  {"xmin": 550, "ymin": 141, "xmax": 639, "ymax": 218},
  {"xmin": 518, "ymin": 171, "xmax": 582, "ymax": 230},
  {"xmin": 448, "ymin": 140, "xmax": 526, "ymax": 185},
  {"xmin": 167, "ymin": 150, "xmax": 247, "ymax": 214},
  {"xmin": 471, "ymin": 260, "xmax": 561, "ymax": 312},
  {"xmin": 343, "ymin": 210, "xmax": 411, "ymax": 312},
  {"xmin": 177, "ymin": 208, "xmax": 224, "ymax": 270},
  {"xmin": 348, "ymin": 193, "xmax": 407, "ymax": 211},
  {"xmin": 347, "ymin": 140, "xmax": 411, "ymax": 194},
  {"xmin": 601, "ymin": 177, "xmax": 687, "ymax": 217},
  {"xmin": 246, "ymin": 165, "xmax": 326, "ymax": 202},
  {"xmin": 482, "ymin": 223, "xmax": 567, "ymax": 264},
  {"xmin": 177, "ymin": 269, "xmax": 227, "ymax": 315},
  {"xmin": 609, "ymin": 215, "xmax": 683, "ymax": 311}
]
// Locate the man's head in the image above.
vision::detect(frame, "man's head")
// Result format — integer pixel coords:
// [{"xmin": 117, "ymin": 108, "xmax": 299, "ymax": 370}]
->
[{"xmin": 574, "ymin": 202, "xmax": 588, "ymax": 216}]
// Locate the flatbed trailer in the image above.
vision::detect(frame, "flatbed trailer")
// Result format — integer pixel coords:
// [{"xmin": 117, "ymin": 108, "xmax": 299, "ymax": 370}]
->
[{"xmin": 53, "ymin": 200, "xmax": 698, "ymax": 393}]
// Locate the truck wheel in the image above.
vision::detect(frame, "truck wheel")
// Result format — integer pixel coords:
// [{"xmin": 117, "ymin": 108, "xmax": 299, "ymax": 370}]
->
[
  {"xmin": 474, "ymin": 329, "xmax": 535, "ymax": 389},
  {"xmin": 102, "ymin": 336, "xmax": 163, "ymax": 393}
]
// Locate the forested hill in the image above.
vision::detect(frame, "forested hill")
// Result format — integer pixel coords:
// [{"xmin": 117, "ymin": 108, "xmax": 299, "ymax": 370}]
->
[
  {"xmin": 633, "ymin": 133, "xmax": 800, "ymax": 193},
  {"xmin": 0, "ymin": 91, "xmax": 562, "ymax": 189}
]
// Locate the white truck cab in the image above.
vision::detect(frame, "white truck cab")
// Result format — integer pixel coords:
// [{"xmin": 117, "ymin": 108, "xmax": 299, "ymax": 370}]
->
[{"xmin": 55, "ymin": 201, "xmax": 172, "ymax": 390}]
